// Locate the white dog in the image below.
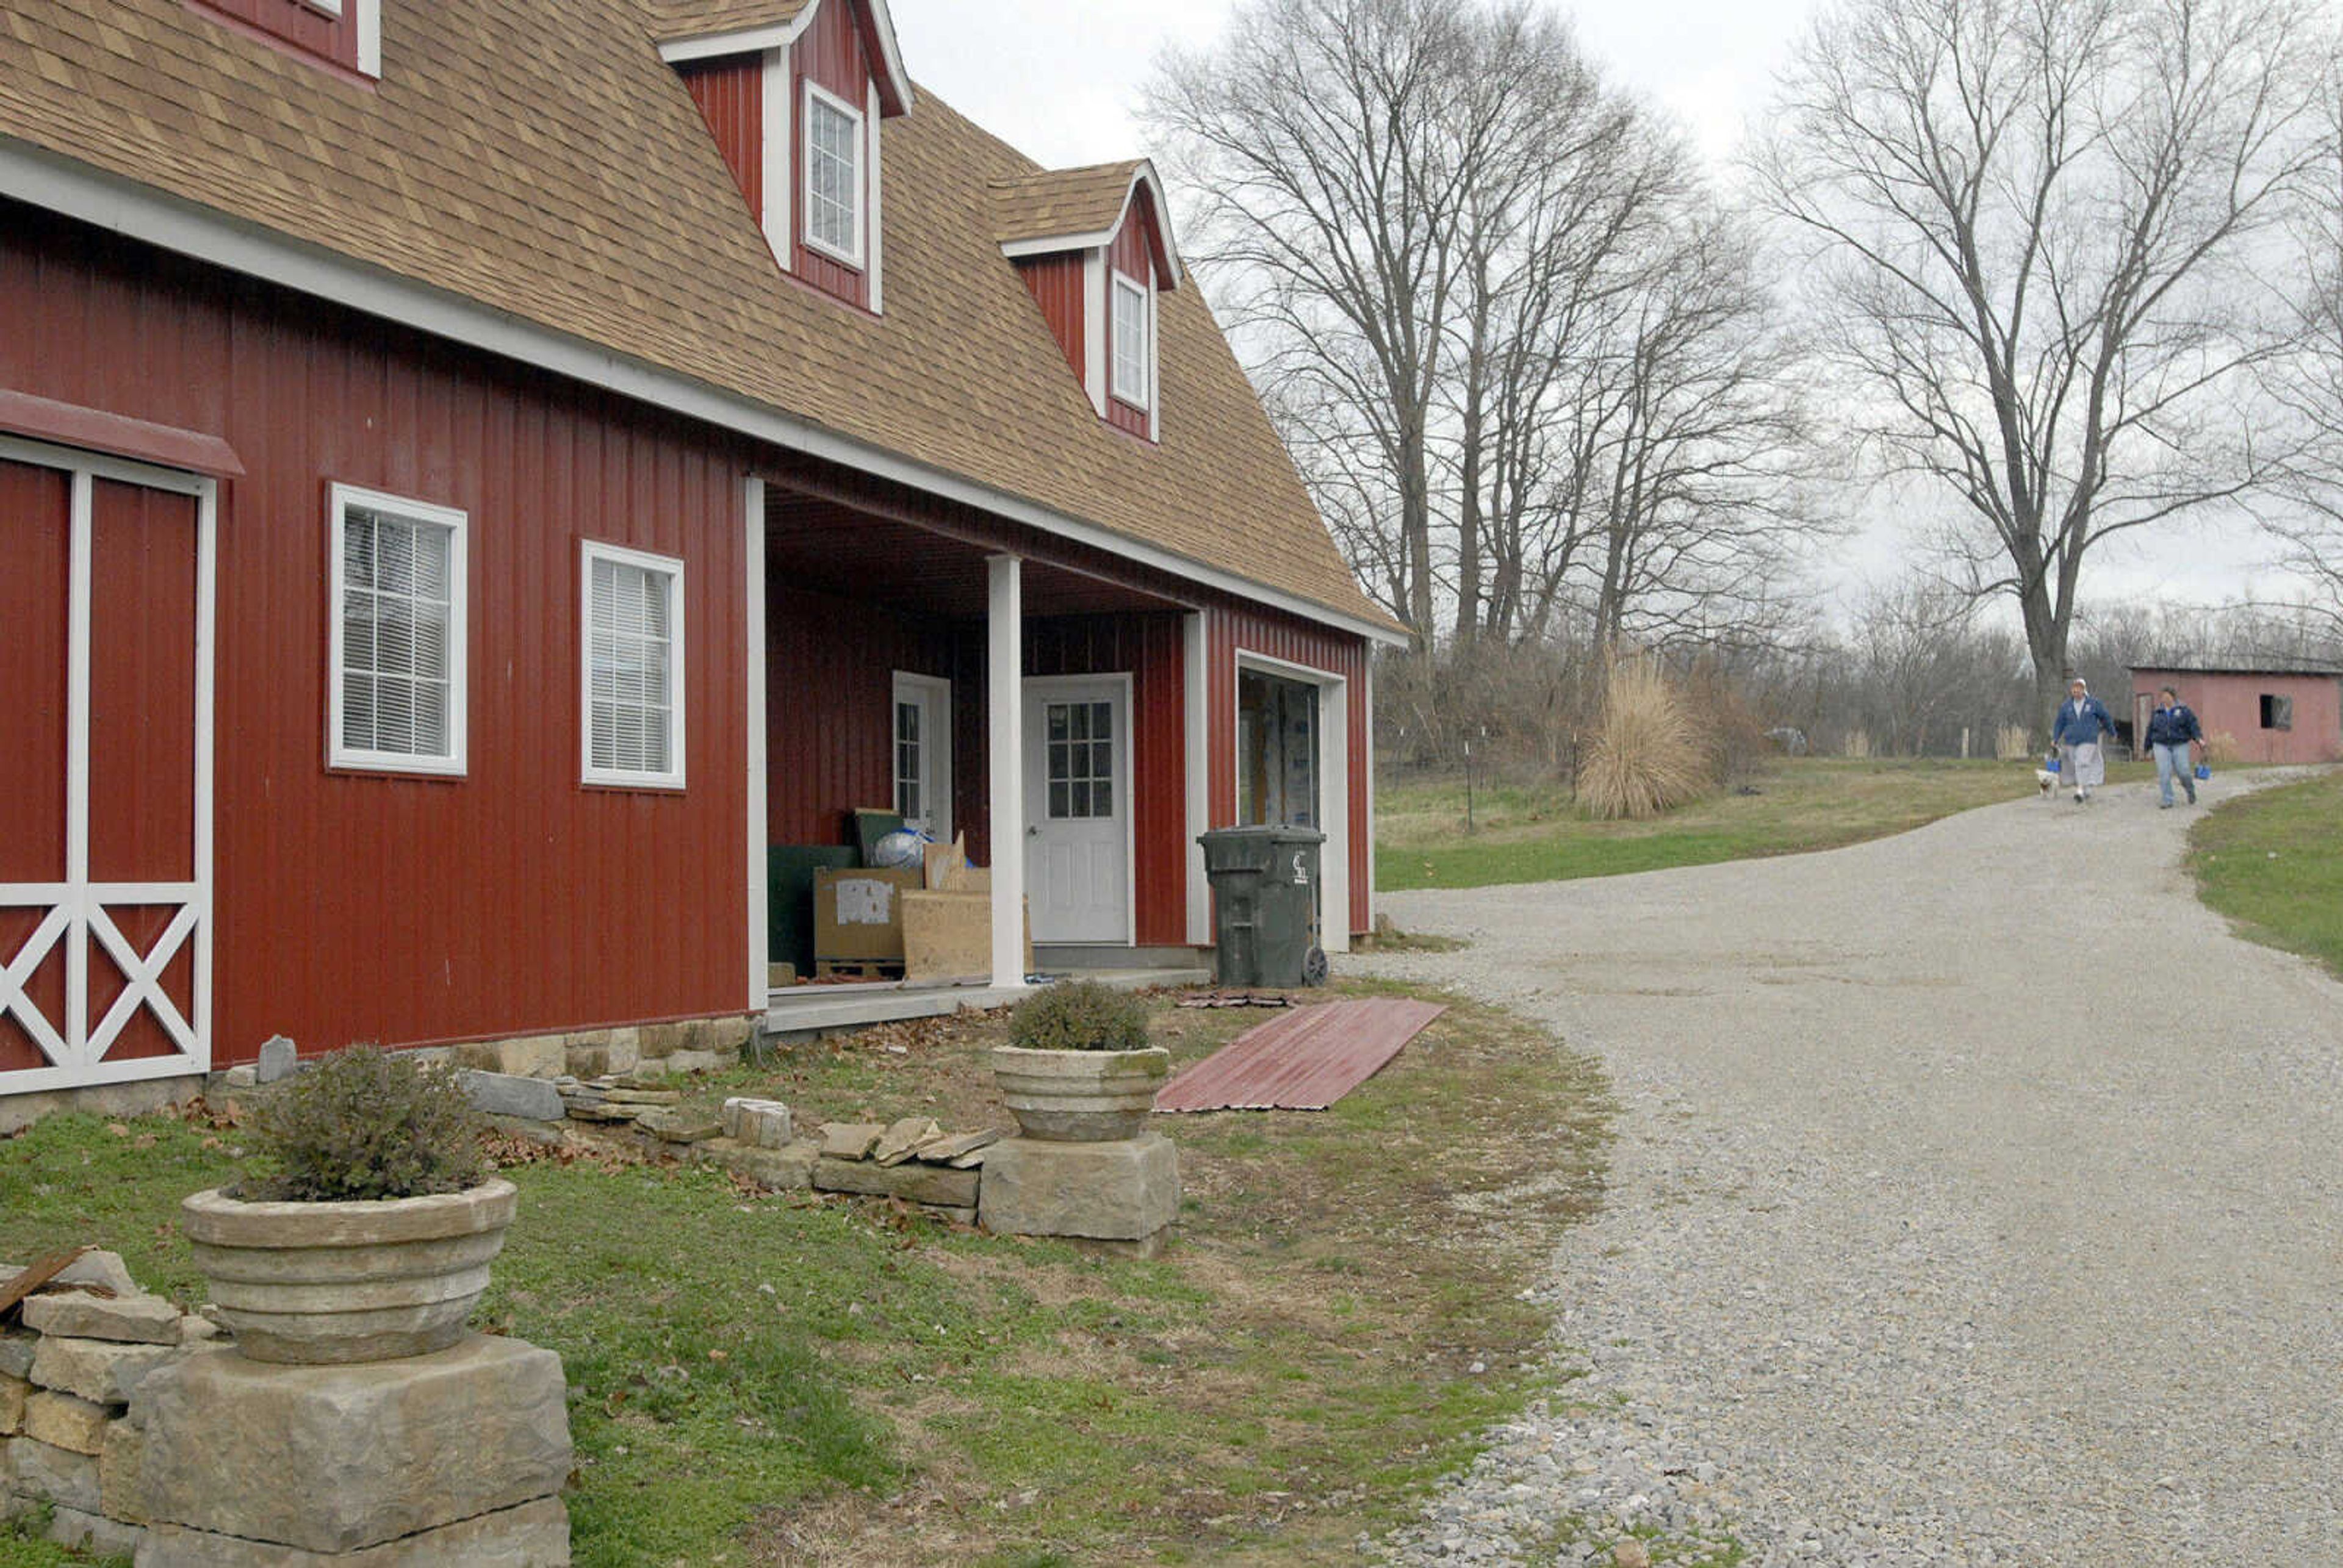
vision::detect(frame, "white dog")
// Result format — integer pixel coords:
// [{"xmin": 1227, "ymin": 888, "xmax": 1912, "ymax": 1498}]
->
[{"xmin": 2034, "ymin": 768, "xmax": 2059, "ymax": 798}]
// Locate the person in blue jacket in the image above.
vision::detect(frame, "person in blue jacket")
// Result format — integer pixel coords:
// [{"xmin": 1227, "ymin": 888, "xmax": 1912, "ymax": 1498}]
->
[
  {"xmin": 2051, "ymin": 676, "xmax": 2117, "ymax": 804},
  {"xmin": 2145, "ymin": 684, "xmax": 2206, "ymax": 808}
]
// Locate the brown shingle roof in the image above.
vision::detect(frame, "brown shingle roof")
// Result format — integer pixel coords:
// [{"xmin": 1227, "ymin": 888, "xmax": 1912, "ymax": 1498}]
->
[
  {"xmin": 636, "ymin": 0, "xmax": 812, "ymax": 43},
  {"xmin": 992, "ymin": 161, "xmax": 1149, "ymax": 246},
  {"xmin": 0, "ymin": 0, "xmax": 1394, "ymax": 634}
]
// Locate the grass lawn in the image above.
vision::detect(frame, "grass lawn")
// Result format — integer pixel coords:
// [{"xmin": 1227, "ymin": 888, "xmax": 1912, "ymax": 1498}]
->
[
  {"xmin": 1378, "ymin": 755, "xmax": 2156, "ymax": 891},
  {"xmin": 2189, "ymin": 769, "xmax": 2343, "ymax": 979},
  {"xmin": 0, "ymin": 983, "xmax": 1612, "ymax": 1567}
]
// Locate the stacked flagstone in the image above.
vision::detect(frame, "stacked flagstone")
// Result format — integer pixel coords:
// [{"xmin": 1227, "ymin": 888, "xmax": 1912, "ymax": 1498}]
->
[{"xmin": 0, "ymin": 1251, "xmax": 221, "ymax": 1561}]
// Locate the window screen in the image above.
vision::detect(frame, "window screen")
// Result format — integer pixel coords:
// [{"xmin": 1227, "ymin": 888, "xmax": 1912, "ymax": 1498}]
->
[
  {"xmin": 332, "ymin": 487, "xmax": 464, "ymax": 772},
  {"xmin": 584, "ymin": 545, "xmax": 683, "ymax": 786}
]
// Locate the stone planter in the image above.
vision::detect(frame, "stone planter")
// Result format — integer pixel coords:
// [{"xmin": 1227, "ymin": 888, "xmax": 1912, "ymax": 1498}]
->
[
  {"xmin": 179, "ymin": 1178, "xmax": 518, "ymax": 1365},
  {"xmin": 990, "ymin": 1045, "xmax": 1170, "ymax": 1142}
]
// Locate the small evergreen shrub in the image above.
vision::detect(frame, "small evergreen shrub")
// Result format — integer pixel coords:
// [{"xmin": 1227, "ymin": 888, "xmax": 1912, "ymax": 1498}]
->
[
  {"xmin": 238, "ymin": 1045, "xmax": 490, "ymax": 1201},
  {"xmin": 1007, "ymin": 980, "xmax": 1151, "ymax": 1052}
]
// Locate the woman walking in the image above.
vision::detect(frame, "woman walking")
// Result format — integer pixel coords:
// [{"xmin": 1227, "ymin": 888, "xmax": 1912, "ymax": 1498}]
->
[
  {"xmin": 2145, "ymin": 685, "xmax": 2206, "ymax": 808},
  {"xmin": 2051, "ymin": 677, "xmax": 2117, "ymax": 804}
]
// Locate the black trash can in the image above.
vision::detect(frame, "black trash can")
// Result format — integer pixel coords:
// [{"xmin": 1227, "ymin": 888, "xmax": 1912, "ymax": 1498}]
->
[{"xmin": 1198, "ymin": 825, "xmax": 1328, "ymax": 988}]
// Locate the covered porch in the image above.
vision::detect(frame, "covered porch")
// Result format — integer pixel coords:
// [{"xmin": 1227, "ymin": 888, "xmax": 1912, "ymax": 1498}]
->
[{"xmin": 748, "ymin": 461, "xmax": 1214, "ymax": 1021}]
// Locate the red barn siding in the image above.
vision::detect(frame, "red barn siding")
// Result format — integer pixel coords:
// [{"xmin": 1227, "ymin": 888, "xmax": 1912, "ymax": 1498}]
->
[
  {"xmin": 765, "ymin": 584, "xmax": 953, "ymax": 846},
  {"xmin": 793, "ymin": 0, "xmax": 874, "ymax": 309},
  {"xmin": 1017, "ymin": 254, "xmax": 1089, "ymax": 383},
  {"xmin": 1103, "ymin": 201, "xmax": 1162, "ymax": 442},
  {"xmin": 1205, "ymin": 602, "xmax": 1372, "ymax": 937},
  {"xmin": 87, "ymin": 480, "xmax": 198, "ymax": 888},
  {"xmin": 0, "ymin": 460, "xmax": 70, "ymax": 886},
  {"xmin": 0, "ymin": 205, "xmax": 752, "ymax": 1066},
  {"xmin": 192, "ymin": 0, "xmax": 362, "ymax": 74},
  {"xmin": 678, "ymin": 54, "xmax": 765, "ymax": 222}
]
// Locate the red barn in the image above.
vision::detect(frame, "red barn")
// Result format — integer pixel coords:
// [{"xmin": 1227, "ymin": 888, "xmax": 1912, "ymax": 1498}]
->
[
  {"xmin": 2128, "ymin": 666, "xmax": 2343, "ymax": 766},
  {"xmin": 0, "ymin": 0, "xmax": 1402, "ymax": 1121}
]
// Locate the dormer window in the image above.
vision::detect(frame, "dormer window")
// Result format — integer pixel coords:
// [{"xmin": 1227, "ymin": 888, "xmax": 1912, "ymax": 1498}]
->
[
  {"xmin": 1110, "ymin": 273, "xmax": 1153, "ymax": 411},
  {"xmin": 804, "ymin": 83, "xmax": 866, "ymax": 268},
  {"xmin": 656, "ymin": 0, "xmax": 915, "ymax": 314},
  {"xmin": 996, "ymin": 160, "xmax": 1183, "ymax": 444}
]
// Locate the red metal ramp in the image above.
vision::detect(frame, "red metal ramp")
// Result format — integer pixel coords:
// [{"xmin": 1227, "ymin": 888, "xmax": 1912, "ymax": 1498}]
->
[{"xmin": 1155, "ymin": 998, "xmax": 1447, "ymax": 1112}]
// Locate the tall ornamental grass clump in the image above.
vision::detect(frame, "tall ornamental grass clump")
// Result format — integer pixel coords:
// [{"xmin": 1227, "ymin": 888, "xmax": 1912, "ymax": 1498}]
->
[{"xmin": 1580, "ymin": 656, "xmax": 1713, "ymax": 821}]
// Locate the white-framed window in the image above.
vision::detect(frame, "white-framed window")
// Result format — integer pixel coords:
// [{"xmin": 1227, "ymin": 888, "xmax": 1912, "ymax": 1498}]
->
[
  {"xmin": 580, "ymin": 541, "xmax": 686, "ymax": 790},
  {"xmin": 1110, "ymin": 271, "xmax": 1153, "ymax": 410},
  {"xmin": 328, "ymin": 484, "xmax": 467, "ymax": 775},
  {"xmin": 803, "ymin": 81, "xmax": 866, "ymax": 267}
]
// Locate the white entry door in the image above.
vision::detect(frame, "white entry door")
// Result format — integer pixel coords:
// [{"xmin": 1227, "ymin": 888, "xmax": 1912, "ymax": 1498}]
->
[{"xmin": 1023, "ymin": 677, "xmax": 1130, "ymax": 944}]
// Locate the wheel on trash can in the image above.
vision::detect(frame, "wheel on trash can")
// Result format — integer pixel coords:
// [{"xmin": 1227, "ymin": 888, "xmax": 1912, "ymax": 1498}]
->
[{"xmin": 1301, "ymin": 946, "xmax": 1329, "ymax": 987}]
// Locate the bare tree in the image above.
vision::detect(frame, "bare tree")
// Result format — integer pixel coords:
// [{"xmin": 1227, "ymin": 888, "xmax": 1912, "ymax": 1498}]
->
[
  {"xmin": 1578, "ymin": 206, "xmax": 1816, "ymax": 652},
  {"xmin": 2264, "ymin": 84, "xmax": 2343, "ymax": 636},
  {"xmin": 1755, "ymin": 0, "xmax": 2331, "ymax": 736},
  {"xmin": 1148, "ymin": 0, "xmax": 1485, "ymax": 643}
]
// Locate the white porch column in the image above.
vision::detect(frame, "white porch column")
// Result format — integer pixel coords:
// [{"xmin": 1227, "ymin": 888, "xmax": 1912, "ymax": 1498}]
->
[
  {"xmin": 1182, "ymin": 611, "xmax": 1211, "ymax": 946},
  {"xmin": 744, "ymin": 477, "xmax": 769, "ymax": 1009},
  {"xmin": 987, "ymin": 555, "xmax": 1026, "ymax": 990}
]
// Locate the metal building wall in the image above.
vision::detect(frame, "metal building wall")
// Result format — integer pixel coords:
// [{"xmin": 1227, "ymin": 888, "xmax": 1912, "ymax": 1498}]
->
[
  {"xmin": 678, "ymin": 52, "xmax": 765, "ymax": 222},
  {"xmin": 0, "ymin": 205, "xmax": 754, "ymax": 1066},
  {"xmin": 1015, "ymin": 253, "xmax": 1089, "ymax": 383}
]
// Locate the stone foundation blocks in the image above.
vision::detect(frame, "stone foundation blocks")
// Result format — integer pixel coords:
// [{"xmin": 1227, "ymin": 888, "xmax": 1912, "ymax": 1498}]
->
[
  {"xmin": 131, "ymin": 1336, "xmax": 569, "ymax": 1557},
  {"xmin": 137, "ymin": 1496, "xmax": 572, "ymax": 1565},
  {"xmin": 977, "ymin": 1133, "xmax": 1179, "ymax": 1253}
]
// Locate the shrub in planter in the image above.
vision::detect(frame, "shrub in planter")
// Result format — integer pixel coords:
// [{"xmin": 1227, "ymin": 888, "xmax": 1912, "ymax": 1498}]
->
[
  {"xmin": 184, "ymin": 1045, "xmax": 516, "ymax": 1364},
  {"xmin": 993, "ymin": 982, "xmax": 1168, "ymax": 1142},
  {"xmin": 1007, "ymin": 979, "xmax": 1150, "ymax": 1052},
  {"xmin": 237, "ymin": 1045, "xmax": 489, "ymax": 1201}
]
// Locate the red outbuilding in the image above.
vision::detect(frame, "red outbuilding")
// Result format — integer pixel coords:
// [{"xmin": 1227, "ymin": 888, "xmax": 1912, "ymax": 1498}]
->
[
  {"xmin": 2128, "ymin": 666, "xmax": 2343, "ymax": 766},
  {"xmin": 0, "ymin": 0, "xmax": 1403, "ymax": 1119}
]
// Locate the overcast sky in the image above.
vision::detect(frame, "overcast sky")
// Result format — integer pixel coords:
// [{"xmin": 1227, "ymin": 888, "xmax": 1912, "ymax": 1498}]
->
[{"xmin": 886, "ymin": 0, "xmax": 2287, "ymax": 617}]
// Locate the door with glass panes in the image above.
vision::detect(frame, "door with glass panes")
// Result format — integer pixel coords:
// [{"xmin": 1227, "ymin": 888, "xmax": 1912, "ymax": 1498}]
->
[
  {"xmin": 890, "ymin": 673, "xmax": 951, "ymax": 841},
  {"xmin": 1021, "ymin": 677, "xmax": 1129, "ymax": 943}
]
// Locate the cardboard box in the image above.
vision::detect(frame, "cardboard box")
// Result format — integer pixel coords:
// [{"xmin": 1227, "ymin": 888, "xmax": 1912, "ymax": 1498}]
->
[
  {"xmin": 901, "ymin": 891, "xmax": 1033, "ymax": 982},
  {"xmin": 813, "ymin": 867, "xmax": 923, "ymax": 966},
  {"xmin": 922, "ymin": 833, "xmax": 970, "ymax": 890}
]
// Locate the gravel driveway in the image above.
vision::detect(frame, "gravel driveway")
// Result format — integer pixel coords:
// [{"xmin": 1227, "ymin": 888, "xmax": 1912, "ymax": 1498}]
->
[{"xmin": 1361, "ymin": 776, "xmax": 2343, "ymax": 1566}]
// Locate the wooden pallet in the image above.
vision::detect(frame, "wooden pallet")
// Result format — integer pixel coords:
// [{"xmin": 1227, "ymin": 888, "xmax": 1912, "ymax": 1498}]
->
[{"xmin": 813, "ymin": 959, "xmax": 904, "ymax": 982}]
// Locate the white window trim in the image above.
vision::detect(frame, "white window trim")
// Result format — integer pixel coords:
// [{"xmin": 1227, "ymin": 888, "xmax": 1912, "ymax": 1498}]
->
[
  {"xmin": 802, "ymin": 79, "xmax": 867, "ymax": 270},
  {"xmin": 299, "ymin": 0, "xmax": 343, "ymax": 16},
  {"xmin": 760, "ymin": 46, "xmax": 794, "ymax": 274},
  {"xmin": 579, "ymin": 539, "xmax": 688, "ymax": 791},
  {"xmin": 890, "ymin": 671, "xmax": 952, "ymax": 842},
  {"xmin": 866, "ymin": 78, "xmax": 886, "ymax": 313},
  {"xmin": 326, "ymin": 483, "xmax": 468, "ymax": 777},
  {"xmin": 1110, "ymin": 270, "xmax": 1153, "ymax": 412}
]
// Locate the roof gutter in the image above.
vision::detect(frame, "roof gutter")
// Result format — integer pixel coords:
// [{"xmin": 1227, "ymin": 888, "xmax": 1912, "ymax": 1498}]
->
[{"xmin": 0, "ymin": 137, "xmax": 1403, "ymax": 646}]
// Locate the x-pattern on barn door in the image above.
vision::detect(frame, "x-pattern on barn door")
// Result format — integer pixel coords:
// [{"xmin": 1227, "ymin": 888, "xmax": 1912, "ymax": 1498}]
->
[{"xmin": 1, "ymin": 437, "xmax": 215, "ymax": 1096}]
